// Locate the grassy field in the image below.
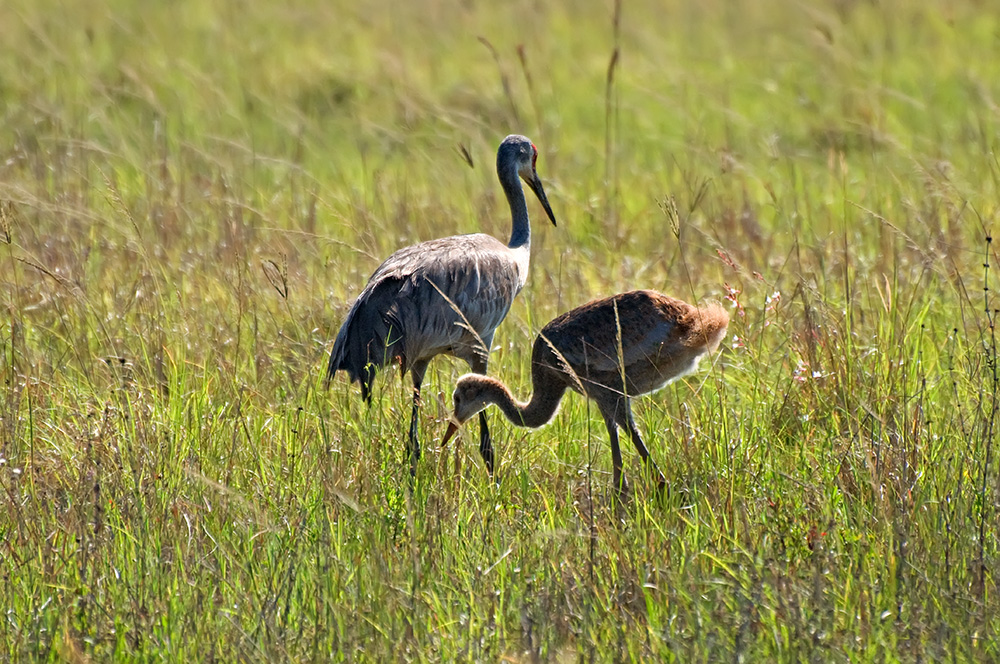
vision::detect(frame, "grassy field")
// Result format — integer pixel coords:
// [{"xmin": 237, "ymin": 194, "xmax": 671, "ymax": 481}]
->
[{"xmin": 2, "ymin": 0, "xmax": 1000, "ymax": 660}]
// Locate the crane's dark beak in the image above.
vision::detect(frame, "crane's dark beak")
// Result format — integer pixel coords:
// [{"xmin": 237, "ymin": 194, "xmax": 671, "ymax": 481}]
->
[
  {"xmin": 525, "ymin": 171, "xmax": 557, "ymax": 227},
  {"xmin": 441, "ymin": 419, "xmax": 461, "ymax": 448}
]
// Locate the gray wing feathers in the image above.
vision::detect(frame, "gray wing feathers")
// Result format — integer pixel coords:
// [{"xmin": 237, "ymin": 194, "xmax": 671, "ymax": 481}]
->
[{"xmin": 327, "ymin": 234, "xmax": 523, "ymax": 396}]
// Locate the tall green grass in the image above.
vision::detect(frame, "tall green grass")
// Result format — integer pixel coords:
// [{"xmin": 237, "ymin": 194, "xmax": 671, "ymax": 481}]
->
[{"xmin": 2, "ymin": 0, "xmax": 999, "ymax": 660}]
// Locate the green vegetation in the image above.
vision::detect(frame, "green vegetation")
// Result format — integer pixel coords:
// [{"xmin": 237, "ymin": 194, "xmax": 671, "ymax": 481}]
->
[{"xmin": 2, "ymin": 0, "xmax": 999, "ymax": 660}]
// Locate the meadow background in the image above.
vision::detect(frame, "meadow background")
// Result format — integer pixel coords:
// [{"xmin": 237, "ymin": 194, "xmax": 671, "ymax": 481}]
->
[{"xmin": 2, "ymin": 0, "xmax": 999, "ymax": 660}]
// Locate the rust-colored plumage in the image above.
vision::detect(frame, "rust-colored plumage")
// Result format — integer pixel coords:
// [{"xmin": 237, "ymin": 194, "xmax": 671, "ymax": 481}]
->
[
  {"xmin": 443, "ymin": 290, "xmax": 729, "ymax": 492},
  {"xmin": 326, "ymin": 135, "xmax": 557, "ymax": 475}
]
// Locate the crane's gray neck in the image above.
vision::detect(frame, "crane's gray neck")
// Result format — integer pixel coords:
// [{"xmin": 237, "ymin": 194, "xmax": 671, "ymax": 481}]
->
[
  {"xmin": 476, "ymin": 376, "xmax": 565, "ymax": 429},
  {"xmin": 498, "ymin": 160, "xmax": 531, "ymax": 249}
]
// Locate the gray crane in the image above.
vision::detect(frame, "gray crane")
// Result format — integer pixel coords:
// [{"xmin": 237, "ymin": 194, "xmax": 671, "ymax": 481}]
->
[
  {"xmin": 326, "ymin": 135, "xmax": 557, "ymax": 476},
  {"xmin": 442, "ymin": 290, "xmax": 729, "ymax": 493}
]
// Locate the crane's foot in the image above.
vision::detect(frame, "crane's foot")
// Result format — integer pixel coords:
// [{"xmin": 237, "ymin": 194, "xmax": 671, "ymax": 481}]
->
[
  {"xmin": 654, "ymin": 470, "xmax": 668, "ymax": 494},
  {"xmin": 611, "ymin": 473, "xmax": 630, "ymax": 502}
]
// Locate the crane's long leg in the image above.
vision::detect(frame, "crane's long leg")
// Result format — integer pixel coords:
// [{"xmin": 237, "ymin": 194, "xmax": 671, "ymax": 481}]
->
[
  {"xmin": 478, "ymin": 411, "xmax": 494, "ymax": 475},
  {"xmin": 601, "ymin": 410, "xmax": 627, "ymax": 495},
  {"xmin": 407, "ymin": 361, "xmax": 430, "ymax": 477},
  {"xmin": 620, "ymin": 400, "xmax": 667, "ymax": 491},
  {"xmin": 469, "ymin": 355, "xmax": 495, "ymax": 475}
]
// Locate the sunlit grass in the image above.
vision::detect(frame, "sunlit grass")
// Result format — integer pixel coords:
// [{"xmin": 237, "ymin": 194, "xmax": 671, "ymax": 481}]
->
[{"xmin": 2, "ymin": 0, "xmax": 999, "ymax": 660}]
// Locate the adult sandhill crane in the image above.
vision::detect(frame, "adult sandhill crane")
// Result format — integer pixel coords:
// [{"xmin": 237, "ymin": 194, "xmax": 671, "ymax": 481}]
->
[
  {"xmin": 326, "ymin": 135, "xmax": 557, "ymax": 476},
  {"xmin": 442, "ymin": 290, "xmax": 728, "ymax": 493}
]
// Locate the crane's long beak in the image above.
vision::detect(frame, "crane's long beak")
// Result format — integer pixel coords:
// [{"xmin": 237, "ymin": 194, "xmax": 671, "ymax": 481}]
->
[
  {"xmin": 526, "ymin": 171, "xmax": 557, "ymax": 227},
  {"xmin": 441, "ymin": 419, "xmax": 461, "ymax": 448}
]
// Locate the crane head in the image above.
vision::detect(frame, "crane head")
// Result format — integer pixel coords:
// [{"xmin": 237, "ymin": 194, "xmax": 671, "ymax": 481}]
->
[
  {"xmin": 441, "ymin": 373, "xmax": 494, "ymax": 447},
  {"xmin": 500, "ymin": 134, "xmax": 557, "ymax": 227}
]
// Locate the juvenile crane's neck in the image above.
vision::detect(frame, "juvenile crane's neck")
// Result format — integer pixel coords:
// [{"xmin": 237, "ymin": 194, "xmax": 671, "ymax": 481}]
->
[
  {"xmin": 499, "ymin": 161, "xmax": 531, "ymax": 250},
  {"xmin": 473, "ymin": 375, "xmax": 565, "ymax": 429}
]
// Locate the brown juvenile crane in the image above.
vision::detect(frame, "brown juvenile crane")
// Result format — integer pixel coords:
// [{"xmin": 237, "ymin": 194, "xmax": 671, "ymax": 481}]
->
[
  {"xmin": 326, "ymin": 135, "xmax": 557, "ymax": 476},
  {"xmin": 442, "ymin": 290, "xmax": 729, "ymax": 492}
]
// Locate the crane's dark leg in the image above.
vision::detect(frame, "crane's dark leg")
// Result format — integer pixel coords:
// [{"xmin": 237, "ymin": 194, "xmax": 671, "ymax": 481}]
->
[
  {"xmin": 407, "ymin": 362, "xmax": 430, "ymax": 477},
  {"xmin": 407, "ymin": 379, "xmax": 421, "ymax": 478},
  {"xmin": 602, "ymin": 411, "xmax": 628, "ymax": 496},
  {"xmin": 621, "ymin": 400, "xmax": 667, "ymax": 491},
  {"xmin": 478, "ymin": 411, "xmax": 494, "ymax": 475},
  {"xmin": 469, "ymin": 355, "xmax": 495, "ymax": 475}
]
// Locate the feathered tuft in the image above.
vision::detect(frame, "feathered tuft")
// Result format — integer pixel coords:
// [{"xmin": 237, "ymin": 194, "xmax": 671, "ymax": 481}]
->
[
  {"xmin": 684, "ymin": 302, "xmax": 730, "ymax": 353},
  {"xmin": 325, "ymin": 279, "xmax": 405, "ymax": 403}
]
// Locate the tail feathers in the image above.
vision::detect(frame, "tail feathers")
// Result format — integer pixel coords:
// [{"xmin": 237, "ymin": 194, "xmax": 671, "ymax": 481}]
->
[
  {"xmin": 326, "ymin": 299, "xmax": 401, "ymax": 403},
  {"xmin": 687, "ymin": 303, "xmax": 730, "ymax": 353},
  {"xmin": 325, "ymin": 316, "xmax": 353, "ymax": 388}
]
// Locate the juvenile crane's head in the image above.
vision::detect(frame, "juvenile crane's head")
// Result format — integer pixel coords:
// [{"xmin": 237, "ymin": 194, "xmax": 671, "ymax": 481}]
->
[
  {"xmin": 498, "ymin": 134, "xmax": 557, "ymax": 226},
  {"xmin": 441, "ymin": 374, "xmax": 496, "ymax": 447}
]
